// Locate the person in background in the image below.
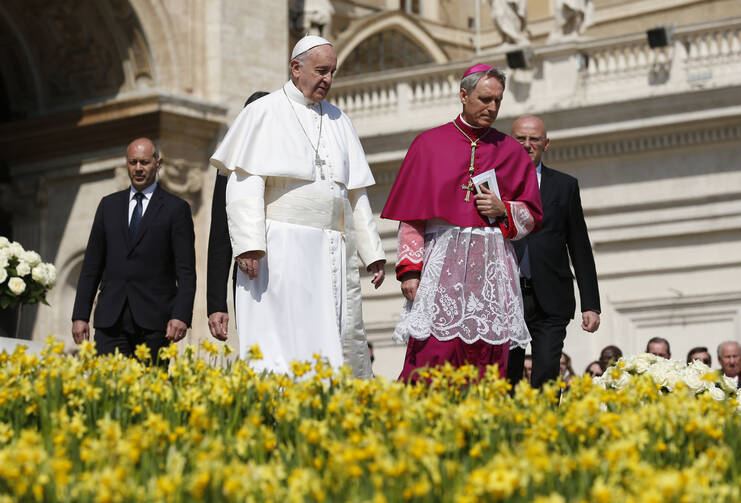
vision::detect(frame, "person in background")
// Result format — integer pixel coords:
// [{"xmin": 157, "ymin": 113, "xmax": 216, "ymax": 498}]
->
[
  {"xmin": 598, "ymin": 344, "xmax": 623, "ymax": 371},
  {"xmin": 72, "ymin": 138, "xmax": 196, "ymax": 362},
  {"xmin": 207, "ymin": 91, "xmax": 269, "ymax": 342},
  {"xmin": 646, "ymin": 337, "xmax": 671, "ymax": 359},
  {"xmin": 507, "ymin": 115, "xmax": 600, "ymax": 389},
  {"xmin": 559, "ymin": 351, "xmax": 575, "ymax": 386},
  {"xmin": 686, "ymin": 346, "xmax": 711, "ymax": 366},
  {"xmin": 585, "ymin": 360, "xmax": 603, "ymax": 377},
  {"xmin": 717, "ymin": 341, "xmax": 741, "ymax": 386},
  {"xmin": 523, "ymin": 354, "xmax": 533, "ymax": 383}
]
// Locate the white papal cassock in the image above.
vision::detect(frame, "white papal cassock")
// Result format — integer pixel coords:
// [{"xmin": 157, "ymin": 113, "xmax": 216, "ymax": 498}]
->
[{"xmin": 210, "ymin": 81, "xmax": 385, "ymax": 379}]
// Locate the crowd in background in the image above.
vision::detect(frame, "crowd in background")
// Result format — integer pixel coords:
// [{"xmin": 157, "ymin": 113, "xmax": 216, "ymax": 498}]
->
[{"xmin": 519, "ymin": 337, "xmax": 741, "ymax": 388}]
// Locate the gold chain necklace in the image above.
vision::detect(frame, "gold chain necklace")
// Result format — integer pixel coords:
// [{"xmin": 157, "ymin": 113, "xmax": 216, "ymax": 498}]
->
[{"xmin": 452, "ymin": 119, "xmax": 491, "ymax": 202}]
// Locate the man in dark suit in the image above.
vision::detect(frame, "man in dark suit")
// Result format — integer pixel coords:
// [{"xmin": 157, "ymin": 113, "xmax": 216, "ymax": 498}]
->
[
  {"xmin": 72, "ymin": 138, "xmax": 196, "ymax": 361},
  {"xmin": 507, "ymin": 115, "xmax": 601, "ymax": 388},
  {"xmin": 206, "ymin": 91, "xmax": 268, "ymax": 341}
]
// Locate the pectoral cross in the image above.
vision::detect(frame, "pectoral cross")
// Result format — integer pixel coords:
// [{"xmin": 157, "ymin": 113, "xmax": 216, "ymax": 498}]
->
[
  {"xmin": 460, "ymin": 141, "xmax": 478, "ymax": 202},
  {"xmin": 461, "ymin": 180, "xmax": 475, "ymax": 202},
  {"xmin": 315, "ymin": 152, "xmax": 327, "ymax": 179}
]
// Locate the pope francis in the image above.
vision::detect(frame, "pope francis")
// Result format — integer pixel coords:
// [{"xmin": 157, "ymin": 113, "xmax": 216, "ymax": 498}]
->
[{"xmin": 210, "ymin": 36, "xmax": 386, "ymax": 378}]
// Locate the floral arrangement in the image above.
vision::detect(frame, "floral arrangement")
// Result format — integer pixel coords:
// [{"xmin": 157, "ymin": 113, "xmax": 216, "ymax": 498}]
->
[
  {"xmin": 595, "ymin": 352, "xmax": 738, "ymax": 403},
  {"xmin": 0, "ymin": 340, "xmax": 739, "ymax": 502},
  {"xmin": 0, "ymin": 237, "xmax": 56, "ymax": 309}
]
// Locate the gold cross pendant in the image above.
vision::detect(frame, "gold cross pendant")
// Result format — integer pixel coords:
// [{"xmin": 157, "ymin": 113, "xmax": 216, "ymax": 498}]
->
[{"xmin": 461, "ymin": 181, "xmax": 474, "ymax": 202}]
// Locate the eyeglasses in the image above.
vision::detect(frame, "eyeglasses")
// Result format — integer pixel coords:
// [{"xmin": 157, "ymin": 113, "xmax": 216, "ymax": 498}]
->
[{"xmin": 514, "ymin": 136, "xmax": 545, "ymax": 144}]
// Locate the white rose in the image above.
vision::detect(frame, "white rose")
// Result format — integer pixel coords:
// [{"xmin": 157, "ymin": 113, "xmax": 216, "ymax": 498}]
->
[
  {"xmin": 682, "ymin": 370, "xmax": 705, "ymax": 392},
  {"xmin": 722, "ymin": 375, "xmax": 737, "ymax": 391},
  {"xmin": 20, "ymin": 250, "xmax": 41, "ymax": 267},
  {"xmin": 631, "ymin": 356, "xmax": 652, "ymax": 374},
  {"xmin": 0, "ymin": 255, "xmax": 7, "ymax": 269},
  {"xmin": 0, "ymin": 237, "xmax": 8, "ymax": 248},
  {"xmin": 614, "ymin": 371, "xmax": 632, "ymax": 390},
  {"xmin": 0, "ymin": 268, "xmax": 6, "ymax": 284},
  {"xmin": 7, "ymin": 242, "xmax": 24, "ymax": 258},
  {"xmin": 664, "ymin": 370, "xmax": 682, "ymax": 392},
  {"xmin": 709, "ymin": 386, "xmax": 726, "ymax": 401},
  {"xmin": 15, "ymin": 261, "xmax": 30, "ymax": 277},
  {"xmin": 7, "ymin": 277, "xmax": 26, "ymax": 295},
  {"xmin": 0, "ymin": 248, "xmax": 10, "ymax": 262},
  {"xmin": 31, "ymin": 265, "xmax": 48, "ymax": 285}
]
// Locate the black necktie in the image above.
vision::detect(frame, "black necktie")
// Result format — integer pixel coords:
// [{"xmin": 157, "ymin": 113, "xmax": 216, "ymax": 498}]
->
[{"xmin": 129, "ymin": 192, "xmax": 144, "ymax": 239}]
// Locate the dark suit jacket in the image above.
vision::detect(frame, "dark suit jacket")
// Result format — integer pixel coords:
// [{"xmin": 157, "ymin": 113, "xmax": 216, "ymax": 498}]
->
[
  {"xmin": 513, "ymin": 165, "xmax": 600, "ymax": 319},
  {"xmin": 72, "ymin": 185, "xmax": 196, "ymax": 330},
  {"xmin": 206, "ymin": 173, "xmax": 236, "ymax": 316}
]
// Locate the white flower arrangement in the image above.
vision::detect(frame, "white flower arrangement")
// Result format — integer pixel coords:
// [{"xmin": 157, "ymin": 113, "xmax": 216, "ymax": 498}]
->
[
  {"xmin": 594, "ymin": 352, "xmax": 737, "ymax": 402},
  {"xmin": 0, "ymin": 238, "xmax": 56, "ymax": 309}
]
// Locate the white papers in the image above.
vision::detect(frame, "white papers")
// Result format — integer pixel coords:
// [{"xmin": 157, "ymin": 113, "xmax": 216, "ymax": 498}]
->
[{"xmin": 472, "ymin": 170, "xmax": 500, "ymax": 223}]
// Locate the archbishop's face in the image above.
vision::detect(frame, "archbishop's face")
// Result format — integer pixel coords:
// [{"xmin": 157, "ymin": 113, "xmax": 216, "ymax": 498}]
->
[{"xmin": 293, "ymin": 44, "xmax": 337, "ymax": 103}]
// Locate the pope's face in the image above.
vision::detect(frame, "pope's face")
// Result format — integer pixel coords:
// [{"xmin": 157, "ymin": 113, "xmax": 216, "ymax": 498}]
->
[
  {"xmin": 291, "ymin": 45, "xmax": 337, "ymax": 103},
  {"xmin": 126, "ymin": 139, "xmax": 160, "ymax": 191},
  {"xmin": 460, "ymin": 76, "xmax": 504, "ymax": 128}
]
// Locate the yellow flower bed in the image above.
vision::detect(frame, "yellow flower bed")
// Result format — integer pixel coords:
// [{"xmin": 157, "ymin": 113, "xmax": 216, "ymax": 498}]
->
[{"xmin": 0, "ymin": 338, "xmax": 740, "ymax": 502}]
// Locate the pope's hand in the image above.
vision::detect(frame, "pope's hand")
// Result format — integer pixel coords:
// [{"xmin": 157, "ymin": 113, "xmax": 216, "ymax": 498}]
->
[
  {"xmin": 474, "ymin": 186, "xmax": 507, "ymax": 219},
  {"xmin": 582, "ymin": 311, "xmax": 600, "ymax": 332},
  {"xmin": 208, "ymin": 312, "xmax": 229, "ymax": 341},
  {"xmin": 236, "ymin": 251, "xmax": 262, "ymax": 279},
  {"xmin": 367, "ymin": 260, "xmax": 386, "ymax": 289},
  {"xmin": 400, "ymin": 272, "xmax": 421, "ymax": 302}
]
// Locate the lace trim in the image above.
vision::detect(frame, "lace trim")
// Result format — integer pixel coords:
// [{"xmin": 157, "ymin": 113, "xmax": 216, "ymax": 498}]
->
[
  {"xmin": 397, "ymin": 221, "xmax": 425, "ymax": 264},
  {"xmin": 392, "ymin": 225, "xmax": 530, "ymax": 349},
  {"xmin": 508, "ymin": 201, "xmax": 535, "ymax": 241}
]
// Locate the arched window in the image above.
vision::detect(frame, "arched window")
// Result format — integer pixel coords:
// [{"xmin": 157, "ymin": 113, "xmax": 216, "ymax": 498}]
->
[{"xmin": 340, "ymin": 29, "xmax": 433, "ymax": 77}]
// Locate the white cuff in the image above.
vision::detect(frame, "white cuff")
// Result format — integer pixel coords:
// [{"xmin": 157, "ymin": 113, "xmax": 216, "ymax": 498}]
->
[
  {"xmin": 226, "ymin": 173, "xmax": 266, "ymax": 257},
  {"xmin": 349, "ymin": 188, "xmax": 385, "ymax": 266}
]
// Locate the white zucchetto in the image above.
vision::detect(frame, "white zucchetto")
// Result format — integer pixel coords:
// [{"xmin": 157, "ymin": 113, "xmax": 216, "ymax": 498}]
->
[{"xmin": 291, "ymin": 35, "xmax": 332, "ymax": 59}]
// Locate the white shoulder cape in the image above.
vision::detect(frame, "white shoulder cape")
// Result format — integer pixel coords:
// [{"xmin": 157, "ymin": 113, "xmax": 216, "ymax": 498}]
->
[{"xmin": 210, "ymin": 83, "xmax": 375, "ymax": 190}]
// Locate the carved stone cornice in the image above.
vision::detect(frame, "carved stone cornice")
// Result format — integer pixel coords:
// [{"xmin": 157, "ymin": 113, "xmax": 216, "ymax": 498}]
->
[
  {"xmin": 0, "ymin": 93, "xmax": 226, "ymax": 170},
  {"xmin": 547, "ymin": 122, "xmax": 741, "ymax": 163}
]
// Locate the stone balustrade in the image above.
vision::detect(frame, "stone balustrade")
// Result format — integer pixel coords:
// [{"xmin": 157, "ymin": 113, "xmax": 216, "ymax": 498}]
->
[{"xmin": 331, "ymin": 18, "xmax": 741, "ymax": 137}]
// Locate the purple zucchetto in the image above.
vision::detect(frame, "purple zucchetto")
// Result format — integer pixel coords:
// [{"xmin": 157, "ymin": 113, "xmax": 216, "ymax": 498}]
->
[{"xmin": 461, "ymin": 63, "xmax": 494, "ymax": 79}]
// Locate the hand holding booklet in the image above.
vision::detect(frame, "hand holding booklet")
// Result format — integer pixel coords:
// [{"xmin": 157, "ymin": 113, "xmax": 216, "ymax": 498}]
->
[{"xmin": 472, "ymin": 170, "xmax": 501, "ymax": 224}]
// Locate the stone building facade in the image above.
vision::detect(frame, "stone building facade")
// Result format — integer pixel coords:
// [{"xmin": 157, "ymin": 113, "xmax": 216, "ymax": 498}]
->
[{"xmin": 2, "ymin": 1, "xmax": 740, "ymax": 378}]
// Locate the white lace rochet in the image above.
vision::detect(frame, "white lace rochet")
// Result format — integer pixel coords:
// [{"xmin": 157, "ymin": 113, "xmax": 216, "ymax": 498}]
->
[{"xmin": 393, "ymin": 220, "xmax": 530, "ymax": 349}]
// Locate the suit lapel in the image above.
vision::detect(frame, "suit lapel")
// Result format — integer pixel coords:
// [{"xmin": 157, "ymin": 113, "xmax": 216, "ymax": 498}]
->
[
  {"xmin": 119, "ymin": 189, "xmax": 132, "ymax": 248},
  {"xmin": 128, "ymin": 186, "xmax": 165, "ymax": 254},
  {"xmin": 539, "ymin": 165, "xmax": 555, "ymax": 208}
]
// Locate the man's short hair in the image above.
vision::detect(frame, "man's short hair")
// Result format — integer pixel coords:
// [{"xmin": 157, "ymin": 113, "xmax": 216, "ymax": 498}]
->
[
  {"xmin": 717, "ymin": 340, "xmax": 741, "ymax": 358},
  {"xmin": 460, "ymin": 68, "xmax": 507, "ymax": 94},
  {"xmin": 646, "ymin": 337, "xmax": 670, "ymax": 354}
]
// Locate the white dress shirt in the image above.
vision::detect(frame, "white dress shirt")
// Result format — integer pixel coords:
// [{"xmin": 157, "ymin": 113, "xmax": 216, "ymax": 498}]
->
[{"xmin": 128, "ymin": 182, "xmax": 158, "ymax": 224}]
